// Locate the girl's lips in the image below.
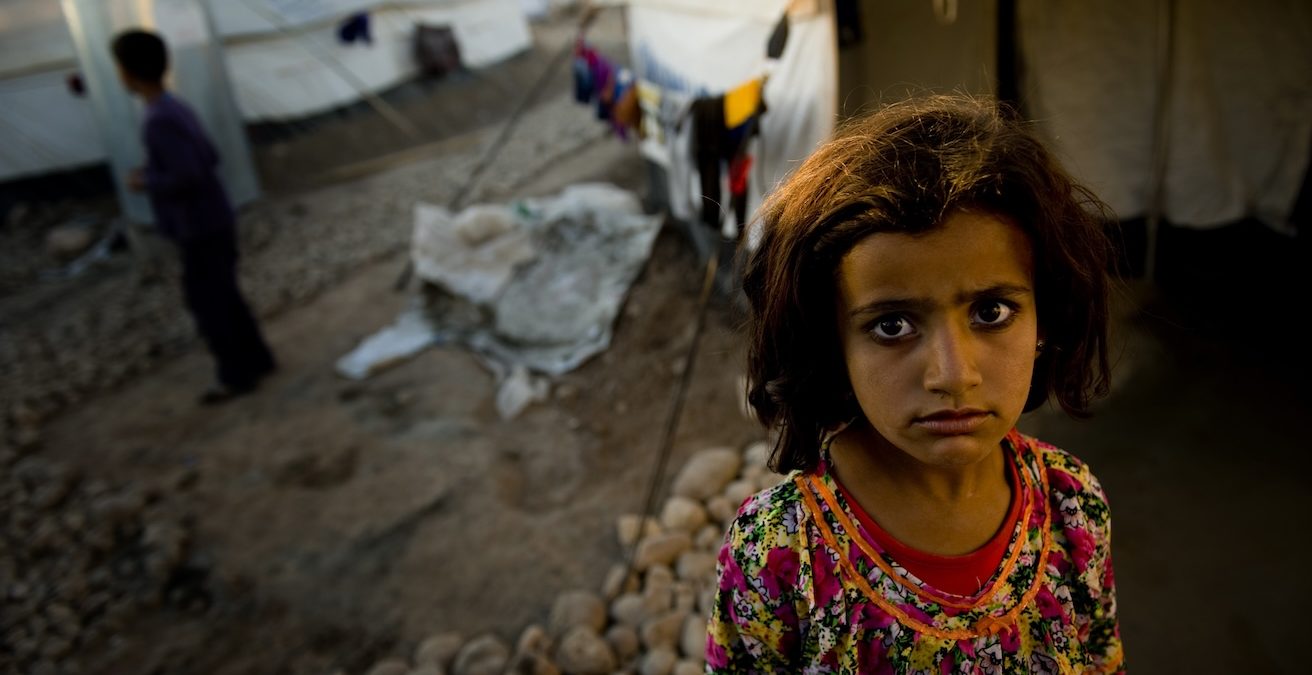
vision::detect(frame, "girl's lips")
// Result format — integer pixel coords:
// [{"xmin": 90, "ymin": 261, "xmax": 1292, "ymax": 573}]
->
[{"xmin": 913, "ymin": 412, "xmax": 991, "ymax": 435}]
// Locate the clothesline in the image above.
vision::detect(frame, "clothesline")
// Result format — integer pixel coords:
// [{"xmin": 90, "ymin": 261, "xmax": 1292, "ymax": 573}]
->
[{"xmin": 571, "ymin": 9, "xmax": 788, "ymax": 239}]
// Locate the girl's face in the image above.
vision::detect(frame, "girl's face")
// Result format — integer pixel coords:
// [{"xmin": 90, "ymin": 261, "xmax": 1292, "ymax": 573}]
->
[{"xmin": 834, "ymin": 210, "xmax": 1040, "ymax": 469}]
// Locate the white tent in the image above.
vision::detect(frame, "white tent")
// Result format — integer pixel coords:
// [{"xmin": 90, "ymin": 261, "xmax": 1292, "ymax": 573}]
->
[
  {"xmin": 621, "ymin": 0, "xmax": 1309, "ymax": 233},
  {"xmin": 0, "ymin": 0, "xmax": 534, "ymax": 181}
]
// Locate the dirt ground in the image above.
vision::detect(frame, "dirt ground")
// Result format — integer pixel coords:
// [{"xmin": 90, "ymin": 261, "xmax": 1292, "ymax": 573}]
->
[{"xmin": 31, "ymin": 138, "xmax": 765, "ymax": 673}]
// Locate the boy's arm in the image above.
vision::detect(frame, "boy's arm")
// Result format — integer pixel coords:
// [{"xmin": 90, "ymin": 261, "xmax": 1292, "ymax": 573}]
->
[{"xmin": 143, "ymin": 118, "xmax": 210, "ymax": 197}]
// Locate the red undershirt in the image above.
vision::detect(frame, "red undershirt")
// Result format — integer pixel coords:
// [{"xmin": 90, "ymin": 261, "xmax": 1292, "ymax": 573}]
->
[{"xmin": 834, "ymin": 453, "xmax": 1023, "ymax": 596}]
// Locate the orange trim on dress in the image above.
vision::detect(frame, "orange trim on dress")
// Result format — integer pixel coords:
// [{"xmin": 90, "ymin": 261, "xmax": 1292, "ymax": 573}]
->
[
  {"xmin": 812, "ymin": 431, "xmax": 1037, "ymax": 609},
  {"xmin": 1089, "ymin": 647, "xmax": 1126, "ymax": 674},
  {"xmin": 807, "ymin": 472, "xmax": 1030, "ymax": 610},
  {"xmin": 793, "ymin": 432, "xmax": 1057, "ymax": 641},
  {"xmin": 795, "ymin": 475, "xmax": 977, "ymax": 640}
]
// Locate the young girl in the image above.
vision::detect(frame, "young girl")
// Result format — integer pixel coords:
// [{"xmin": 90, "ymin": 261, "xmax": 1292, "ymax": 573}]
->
[{"xmin": 708, "ymin": 96, "xmax": 1123, "ymax": 673}]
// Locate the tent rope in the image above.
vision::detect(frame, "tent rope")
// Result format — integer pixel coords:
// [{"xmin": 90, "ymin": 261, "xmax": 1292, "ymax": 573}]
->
[{"xmin": 621, "ymin": 249, "xmax": 721, "ymax": 587}]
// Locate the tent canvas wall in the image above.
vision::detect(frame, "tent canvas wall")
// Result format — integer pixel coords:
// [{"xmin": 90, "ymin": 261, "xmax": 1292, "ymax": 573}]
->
[
  {"xmin": 0, "ymin": 0, "xmax": 533, "ymax": 182},
  {"xmin": 833, "ymin": 0, "xmax": 1311, "ymax": 233},
  {"xmin": 1018, "ymin": 0, "xmax": 1311, "ymax": 232}
]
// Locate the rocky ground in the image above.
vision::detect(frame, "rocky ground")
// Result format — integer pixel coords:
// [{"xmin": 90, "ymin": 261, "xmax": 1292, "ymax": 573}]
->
[
  {"xmin": 347, "ymin": 441, "xmax": 776, "ymax": 675},
  {"xmin": 1, "ymin": 453, "xmax": 205, "ymax": 673}
]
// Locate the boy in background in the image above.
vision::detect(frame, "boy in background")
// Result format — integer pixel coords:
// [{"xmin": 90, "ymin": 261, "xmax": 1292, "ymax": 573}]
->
[{"xmin": 113, "ymin": 29, "xmax": 275, "ymax": 404}]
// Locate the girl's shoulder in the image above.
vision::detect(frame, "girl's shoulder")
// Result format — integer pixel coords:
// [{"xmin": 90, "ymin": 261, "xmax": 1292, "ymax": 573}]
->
[
  {"xmin": 1017, "ymin": 433, "xmax": 1114, "ymax": 535},
  {"xmin": 1012, "ymin": 433, "xmax": 1107, "ymax": 496},
  {"xmin": 1020, "ymin": 433, "xmax": 1109, "ymax": 502},
  {"xmin": 721, "ymin": 472, "xmax": 811, "ymax": 565},
  {"xmin": 730, "ymin": 471, "xmax": 807, "ymax": 532}
]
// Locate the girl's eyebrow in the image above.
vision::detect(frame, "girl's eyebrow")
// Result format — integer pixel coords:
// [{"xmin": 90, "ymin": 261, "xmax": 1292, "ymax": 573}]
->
[{"xmin": 848, "ymin": 284, "xmax": 1033, "ymax": 319}]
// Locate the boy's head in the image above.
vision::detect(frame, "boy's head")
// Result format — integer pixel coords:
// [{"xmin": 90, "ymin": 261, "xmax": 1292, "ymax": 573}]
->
[
  {"xmin": 112, "ymin": 29, "xmax": 168, "ymax": 95},
  {"xmin": 742, "ymin": 94, "xmax": 1114, "ymax": 473}
]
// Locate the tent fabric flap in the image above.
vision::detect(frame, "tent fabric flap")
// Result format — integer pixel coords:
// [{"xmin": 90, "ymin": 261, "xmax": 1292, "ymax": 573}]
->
[{"xmin": 1020, "ymin": 0, "xmax": 1312, "ymax": 230}]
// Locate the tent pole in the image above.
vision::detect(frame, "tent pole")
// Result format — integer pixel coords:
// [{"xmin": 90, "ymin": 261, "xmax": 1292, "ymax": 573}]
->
[{"xmin": 1145, "ymin": 0, "xmax": 1176, "ymax": 283}]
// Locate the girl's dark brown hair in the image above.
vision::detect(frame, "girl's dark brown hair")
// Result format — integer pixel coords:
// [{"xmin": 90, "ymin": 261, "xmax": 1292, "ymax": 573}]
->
[{"xmin": 743, "ymin": 94, "xmax": 1113, "ymax": 474}]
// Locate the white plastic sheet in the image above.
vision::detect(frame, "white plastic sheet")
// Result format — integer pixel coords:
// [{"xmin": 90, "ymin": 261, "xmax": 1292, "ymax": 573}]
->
[
  {"xmin": 411, "ymin": 202, "xmax": 538, "ymax": 305},
  {"xmin": 341, "ymin": 183, "xmax": 661, "ymax": 417},
  {"xmin": 411, "ymin": 183, "xmax": 662, "ymax": 377},
  {"xmin": 334, "ymin": 305, "xmax": 440, "ymax": 380}
]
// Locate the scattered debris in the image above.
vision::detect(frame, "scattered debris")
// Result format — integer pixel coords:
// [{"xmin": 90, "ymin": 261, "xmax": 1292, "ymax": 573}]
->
[
  {"xmin": 44, "ymin": 217, "xmax": 98, "ymax": 262},
  {"xmin": 493, "ymin": 364, "xmax": 551, "ymax": 420},
  {"xmin": 335, "ymin": 305, "xmax": 442, "ymax": 380}
]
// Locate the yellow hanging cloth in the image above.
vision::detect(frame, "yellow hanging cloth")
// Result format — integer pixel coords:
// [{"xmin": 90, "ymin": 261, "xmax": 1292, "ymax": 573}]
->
[{"xmin": 723, "ymin": 77, "xmax": 763, "ymax": 129}]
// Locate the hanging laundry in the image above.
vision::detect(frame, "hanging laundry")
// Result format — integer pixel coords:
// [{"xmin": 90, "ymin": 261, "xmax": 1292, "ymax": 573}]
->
[
  {"xmin": 572, "ymin": 49, "xmax": 594, "ymax": 103},
  {"xmin": 767, "ymin": 13, "xmax": 790, "ymax": 59},
  {"xmin": 727, "ymin": 117, "xmax": 760, "ymax": 233},
  {"xmin": 583, "ymin": 48, "xmax": 615, "ymax": 121},
  {"xmin": 571, "ymin": 43, "xmax": 639, "ymax": 140},
  {"xmin": 729, "ymin": 155, "xmax": 753, "ymax": 197},
  {"xmin": 691, "ymin": 96, "xmax": 728, "ymax": 232},
  {"xmin": 655, "ymin": 85, "xmax": 697, "ymax": 222},
  {"xmin": 691, "ymin": 83, "xmax": 766, "ymax": 237},
  {"xmin": 612, "ymin": 78, "xmax": 642, "ymax": 139},
  {"xmin": 636, "ymin": 79, "xmax": 664, "ymax": 143},
  {"xmin": 723, "ymin": 77, "xmax": 764, "ymax": 130},
  {"xmin": 337, "ymin": 12, "xmax": 372, "ymax": 46},
  {"xmin": 600, "ymin": 69, "xmax": 640, "ymax": 138},
  {"xmin": 414, "ymin": 24, "xmax": 462, "ymax": 78}
]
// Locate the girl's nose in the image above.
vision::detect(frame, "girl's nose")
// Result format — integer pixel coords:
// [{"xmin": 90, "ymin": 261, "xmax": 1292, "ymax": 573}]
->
[{"xmin": 922, "ymin": 322, "xmax": 983, "ymax": 396}]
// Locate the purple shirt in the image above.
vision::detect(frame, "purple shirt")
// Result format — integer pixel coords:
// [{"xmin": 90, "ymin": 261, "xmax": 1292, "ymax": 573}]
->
[{"xmin": 142, "ymin": 93, "xmax": 234, "ymax": 242}]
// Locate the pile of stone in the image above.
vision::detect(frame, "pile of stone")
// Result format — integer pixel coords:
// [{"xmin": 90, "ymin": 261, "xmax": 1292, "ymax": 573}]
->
[
  {"xmin": 354, "ymin": 439, "xmax": 777, "ymax": 675},
  {"xmin": 0, "ymin": 452, "xmax": 207, "ymax": 674}
]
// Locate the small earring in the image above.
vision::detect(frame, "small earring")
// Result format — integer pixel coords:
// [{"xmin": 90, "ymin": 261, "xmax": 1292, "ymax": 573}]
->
[{"xmin": 1036, "ymin": 339, "xmax": 1046, "ymax": 352}]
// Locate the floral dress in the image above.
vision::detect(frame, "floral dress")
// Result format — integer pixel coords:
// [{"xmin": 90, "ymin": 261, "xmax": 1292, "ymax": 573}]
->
[{"xmin": 706, "ymin": 430, "xmax": 1123, "ymax": 674}]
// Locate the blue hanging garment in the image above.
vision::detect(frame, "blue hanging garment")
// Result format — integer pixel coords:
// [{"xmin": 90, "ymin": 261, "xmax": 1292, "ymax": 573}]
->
[{"xmin": 338, "ymin": 12, "xmax": 372, "ymax": 46}]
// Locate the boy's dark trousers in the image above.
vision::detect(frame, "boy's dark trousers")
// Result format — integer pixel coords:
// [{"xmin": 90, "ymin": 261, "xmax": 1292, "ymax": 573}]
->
[{"xmin": 178, "ymin": 229, "xmax": 275, "ymax": 390}]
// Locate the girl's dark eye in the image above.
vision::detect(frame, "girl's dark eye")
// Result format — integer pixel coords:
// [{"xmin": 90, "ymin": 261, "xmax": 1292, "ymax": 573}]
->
[
  {"xmin": 871, "ymin": 316, "xmax": 915, "ymax": 340},
  {"xmin": 972, "ymin": 300, "xmax": 1015, "ymax": 327}
]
